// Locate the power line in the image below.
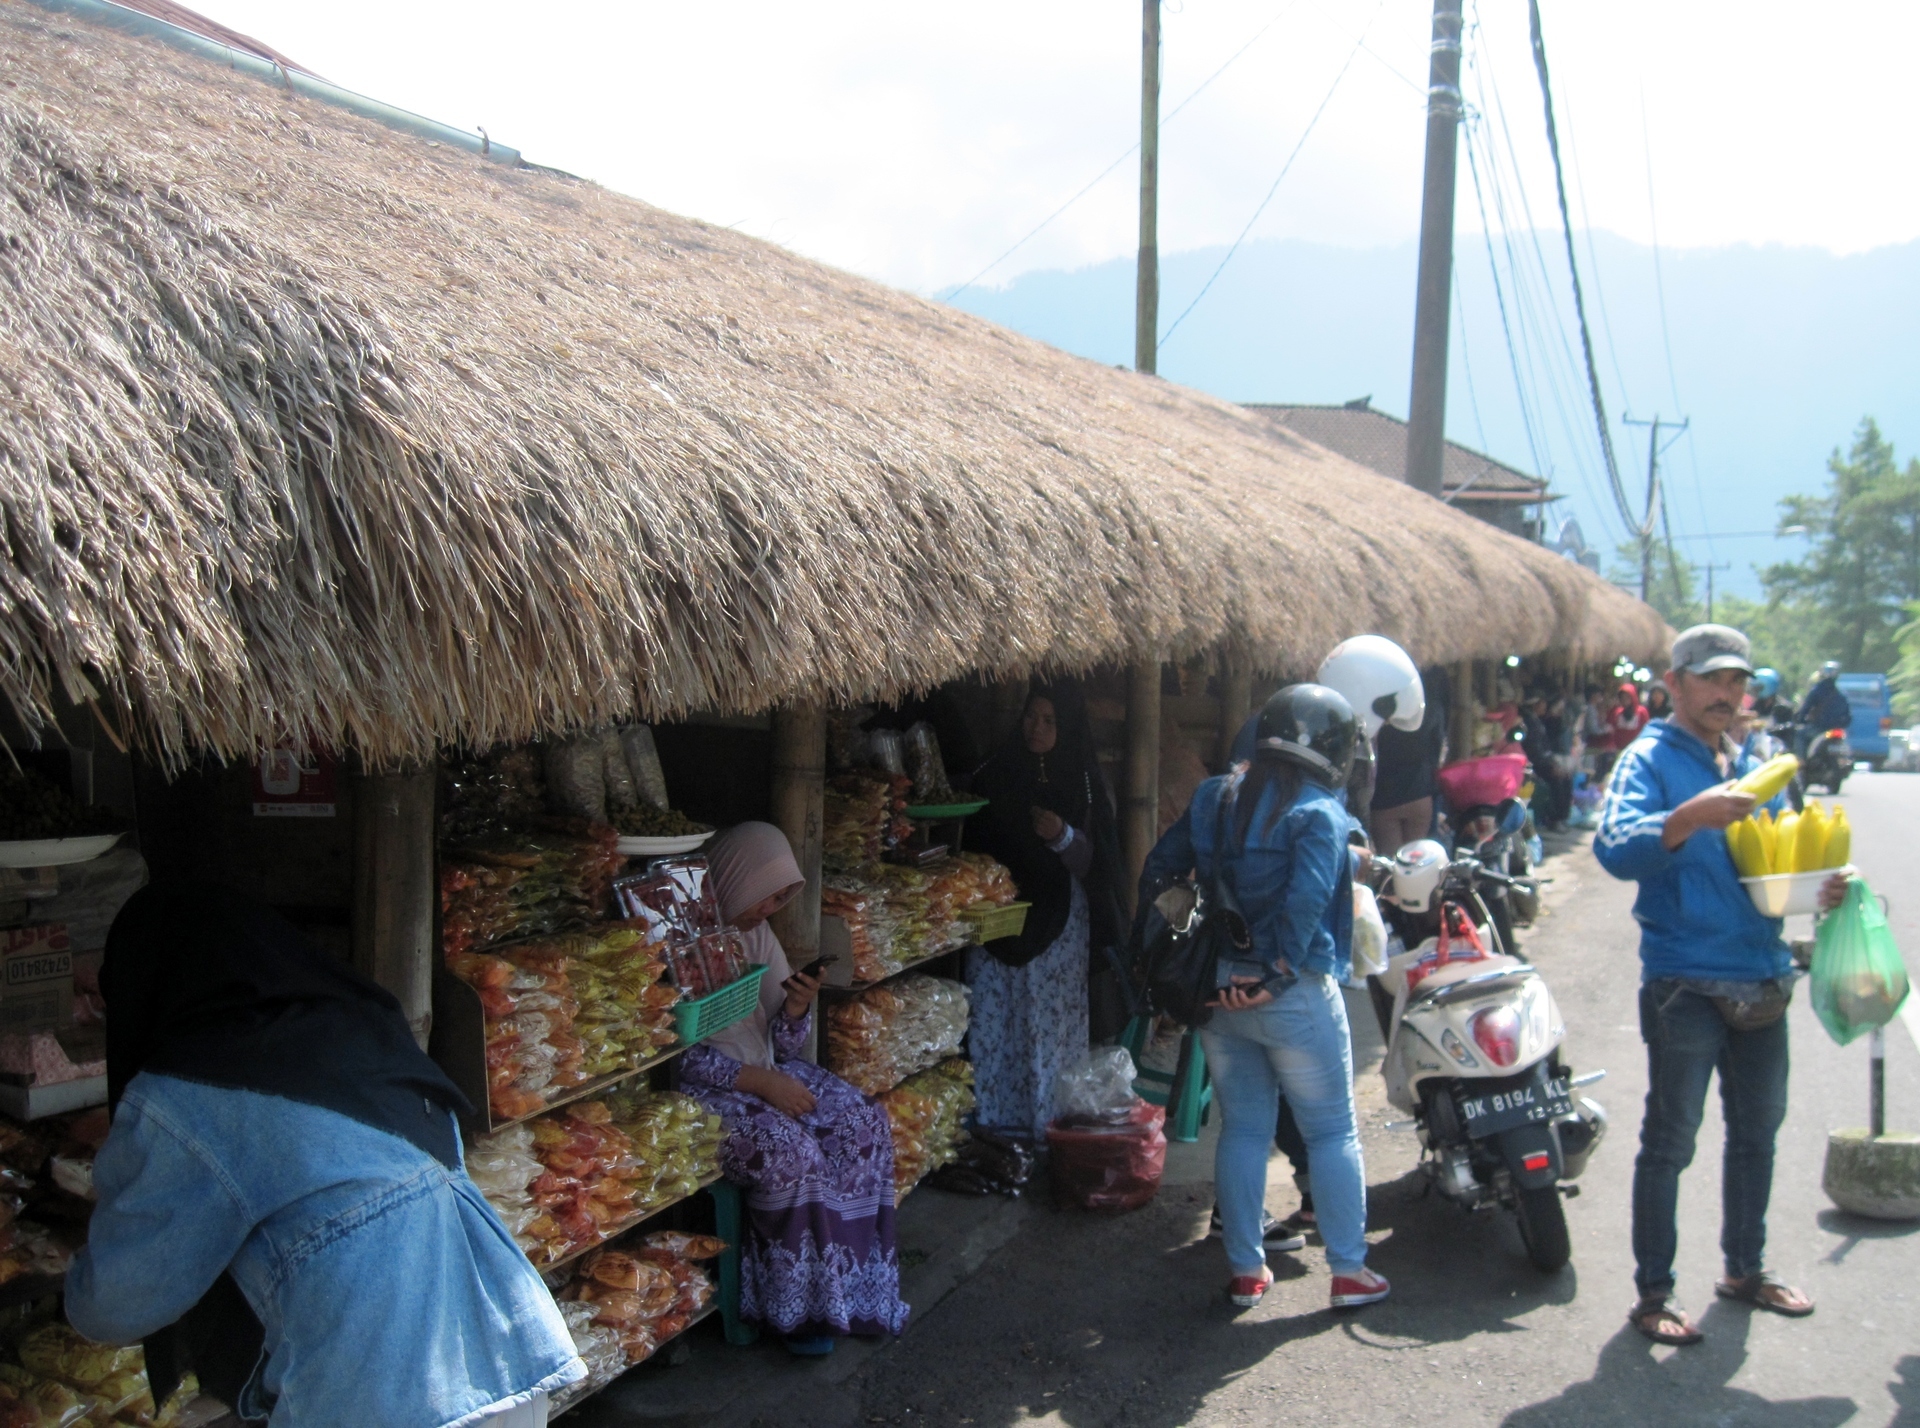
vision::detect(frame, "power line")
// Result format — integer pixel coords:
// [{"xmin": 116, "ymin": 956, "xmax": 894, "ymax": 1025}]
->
[
  {"xmin": 1525, "ymin": 0, "xmax": 1643, "ymax": 538},
  {"xmin": 1639, "ymin": 88, "xmax": 1714, "ymax": 569},
  {"xmin": 1158, "ymin": 0, "xmax": 1385, "ymax": 348},
  {"xmin": 1460, "ymin": 98, "xmax": 1549, "ymax": 487},
  {"xmin": 1463, "ymin": 16, "xmax": 1621, "ymax": 546},
  {"xmin": 938, "ymin": 0, "xmax": 1305, "ymax": 302}
]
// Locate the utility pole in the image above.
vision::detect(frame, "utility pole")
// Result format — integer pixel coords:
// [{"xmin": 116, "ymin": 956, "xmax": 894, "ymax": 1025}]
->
[
  {"xmin": 1695, "ymin": 560, "xmax": 1732, "ymax": 623},
  {"xmin": 1403, "ymin": 0, "xmax": 1464, "ymax": 497},
  {"xmin": 1136, "ymin": 0, "xmax": 1160, "ymax": 375},
  {"xmin": 1623, "ymin": 413, "xmax": 1689, "ymax": 604}
]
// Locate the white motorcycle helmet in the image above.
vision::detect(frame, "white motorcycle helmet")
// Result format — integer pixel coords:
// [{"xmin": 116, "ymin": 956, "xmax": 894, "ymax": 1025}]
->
[
  {"xmin": 1317, "ymin": 635, "xmax": 1425, "ymax": 740},
  {"xmin": 1386, "ymin": 839, "xmax": 1450, "ymax": 913}
]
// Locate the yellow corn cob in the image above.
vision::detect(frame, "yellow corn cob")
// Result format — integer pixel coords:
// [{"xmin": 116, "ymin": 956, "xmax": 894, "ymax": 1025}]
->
[
  {"xmin": 1772, "ymin": 811, "xmax": 1799, "ymax": 874},
  {"xmin": 1754, "ymin": 809, "xmax": 1776, "ymax": 869},
  {"xmin": 1727, "ymin": 819, "xmax": 1769, "ymax": 878},
  {"xmin": 1794, "ymin": 805, "xmax": 1828, "ymax": 875},
  {"xmin": 1733, "ymin": 753, "xmax": 1800, "ymax": 802},
  {"xmin": 1823, "ymin": 808, "xmax": 1851, "ymax": 870}
]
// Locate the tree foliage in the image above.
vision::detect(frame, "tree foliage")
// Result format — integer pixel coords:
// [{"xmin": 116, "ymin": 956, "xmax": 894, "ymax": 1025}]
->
[{"xmin": 1761, "ymin": 418, "xmax": 1920, "ymax": 672}]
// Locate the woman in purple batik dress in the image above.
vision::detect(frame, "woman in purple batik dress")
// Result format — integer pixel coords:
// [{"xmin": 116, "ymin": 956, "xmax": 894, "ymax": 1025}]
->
[{"xmin": 678, "ymin": 822, "xmax": 909, "ymax": 1357}]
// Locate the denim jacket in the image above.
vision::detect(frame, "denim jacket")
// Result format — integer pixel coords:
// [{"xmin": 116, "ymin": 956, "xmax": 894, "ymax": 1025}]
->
[
  {"xmin": 1140, "ymin": 774, "xmax": 1355, "ymax": 981},
  {"xmin": 65, "ymin": 1074, "xmax": 584, "ymax": 1428},
  {"xmin": 1595, "ymin": 719, "xmax": 1790, "ymax": 983}
]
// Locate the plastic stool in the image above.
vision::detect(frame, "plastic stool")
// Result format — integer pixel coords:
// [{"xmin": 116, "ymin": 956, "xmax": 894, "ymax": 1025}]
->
[
  {"xmin": 1120, "ymin": 1016, "xmax": 1211, "ymax": 1143},
  {"xmin": 709, "ymin": 1180, "xmax": 760, "ymax": 1345}
]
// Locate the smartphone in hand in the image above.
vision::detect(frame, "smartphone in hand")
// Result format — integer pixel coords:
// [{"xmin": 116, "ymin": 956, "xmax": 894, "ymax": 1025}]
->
[{"xmin": 792, "ymin": 954, "xmax": 838, "ymax": 982}]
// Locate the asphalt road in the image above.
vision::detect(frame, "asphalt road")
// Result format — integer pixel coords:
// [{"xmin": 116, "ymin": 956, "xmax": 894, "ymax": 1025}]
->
[{"xmin": 742, "ymin": 768, "xmax": 1920, "ymax": 1428}]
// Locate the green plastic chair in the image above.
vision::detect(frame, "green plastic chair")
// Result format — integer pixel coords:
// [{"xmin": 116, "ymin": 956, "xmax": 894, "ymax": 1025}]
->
[
  {"xmin": 709, "ymin": 1180, "xmax": 760, "ymax": 1345},
  {"xmin": 1120, "ymin": 1016, "xmax": 1212, "ymax": 1143}
]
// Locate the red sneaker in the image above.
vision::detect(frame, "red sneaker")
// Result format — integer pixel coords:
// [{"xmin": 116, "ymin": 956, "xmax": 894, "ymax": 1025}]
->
[
  {"xmin": 1228, "ymin": 1268, "xmax": 1274, "ymax": 1308},
  {"xmin": 1330, "ymin": 1267, "xmax": 1390, "ymax": 1309}
]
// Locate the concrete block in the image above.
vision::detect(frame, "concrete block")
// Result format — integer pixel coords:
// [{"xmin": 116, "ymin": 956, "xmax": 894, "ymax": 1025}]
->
[{"xmin": 1823, "ymin": 1128, "xmax": 1920, "ymax": 1220}]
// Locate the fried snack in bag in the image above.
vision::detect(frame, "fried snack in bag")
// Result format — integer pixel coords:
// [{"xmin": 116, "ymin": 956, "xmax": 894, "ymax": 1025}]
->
[
  {"xmin": 18, "ymin": 1325, "xmax": 139, "ymax": 1389},
  {"xmin": 640, "ymin": 1231, "xmax": 728, "ymax": 1260}
]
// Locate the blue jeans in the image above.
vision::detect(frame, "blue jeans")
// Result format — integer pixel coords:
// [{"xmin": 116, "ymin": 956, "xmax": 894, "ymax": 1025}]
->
[
  {"xmin": 1199, "ymin": 974, "xmax": 1368, "ymax": 1276},
  {"xmin": 1631, "ymin": 980, "xmax": 1790, "ymax": 1297}
]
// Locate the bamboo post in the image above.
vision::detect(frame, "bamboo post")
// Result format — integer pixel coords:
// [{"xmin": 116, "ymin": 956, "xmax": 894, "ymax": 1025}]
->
[
  {"xmin": 1216, "ymin": 645, "xmax": 1253, "ymax": 773},
  {"xmin": 768, "ymin": 702, "xmax": 825, "ymax": 959},
  {"xmin": 1122, "ymin": 659, "xmax": 1162, "ymax": 912},
  {"xmin": 351, "ymin": 766, "xmax": 437, "ymax": 1048},
  {"xmin": 1448, "ymin": 660, "xmax": 1475, "ymax": 764},
  {"xmin": 769, "ymin": 702, "xmax": 826, "ymax": 1060}
]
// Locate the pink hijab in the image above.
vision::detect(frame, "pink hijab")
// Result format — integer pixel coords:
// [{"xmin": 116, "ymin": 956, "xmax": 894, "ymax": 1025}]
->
[{"xmin": 699, "ymin": 822, "xmax": 804, "ymax": 1070}]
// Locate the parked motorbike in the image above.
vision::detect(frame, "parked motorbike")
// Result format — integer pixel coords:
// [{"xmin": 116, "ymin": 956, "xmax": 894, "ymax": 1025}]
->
[{"xmin": 1366, "ymin": 841, "xmax": 1606, "ymax": 1272}]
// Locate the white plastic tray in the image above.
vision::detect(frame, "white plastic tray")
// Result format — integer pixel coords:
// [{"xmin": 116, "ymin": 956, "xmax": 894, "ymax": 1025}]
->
[
  {"xmin": 0, "ymin": 833, "xmax": 123, "ymax": 869},
  {"xmin": 1740, "ymin": 865, "xmax": 1854, "ymax": 918},
  {"xmin": 615, "ymin": 831, "xmax": 712, "ymax": 857}
]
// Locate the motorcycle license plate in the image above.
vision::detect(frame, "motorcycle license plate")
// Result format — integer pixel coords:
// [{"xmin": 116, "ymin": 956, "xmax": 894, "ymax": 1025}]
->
[{"xmin": 1456, "ymin": 1072, "xmax": 1572, "ymax": 1138}]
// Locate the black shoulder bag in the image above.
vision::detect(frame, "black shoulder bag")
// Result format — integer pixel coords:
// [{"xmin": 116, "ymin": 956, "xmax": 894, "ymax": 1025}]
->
[{"xmin": 1138, "ymin": 782, "xmax": 1252, "ymax": 1028}]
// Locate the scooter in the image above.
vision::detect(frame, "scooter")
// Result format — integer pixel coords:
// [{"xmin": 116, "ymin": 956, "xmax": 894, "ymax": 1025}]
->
[
  {"xmin": 1368, "ymin": 841, "xmax": 1606, "ymax": 1272},
  {"xmin": 1800, "ymin": 725, "xmax": 1853, "ymax": 796}
]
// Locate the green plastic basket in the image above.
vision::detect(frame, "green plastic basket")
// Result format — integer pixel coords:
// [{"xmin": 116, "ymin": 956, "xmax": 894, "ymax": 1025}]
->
[
  {"xmin": 959, "ymin": 901, "xmax": 1030, "ymax": 944},
  {"xmin": 674, "ymin": 965, "xmax": 768, "ymax": 1044}
]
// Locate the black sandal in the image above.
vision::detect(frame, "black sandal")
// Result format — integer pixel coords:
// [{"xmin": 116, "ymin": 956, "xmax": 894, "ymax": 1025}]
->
[{"xmin": 1629, "ymin": 1295, "xmax": 1704, "ymax": 1345}]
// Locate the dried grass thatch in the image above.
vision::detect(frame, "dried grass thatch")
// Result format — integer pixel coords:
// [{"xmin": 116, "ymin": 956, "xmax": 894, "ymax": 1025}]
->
[{"xmin": 0, "ymin": 0, "xmax": 1668, "ymax": 766}]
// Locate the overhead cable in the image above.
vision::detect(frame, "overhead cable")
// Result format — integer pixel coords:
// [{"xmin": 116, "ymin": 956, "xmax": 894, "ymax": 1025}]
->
[
  {"xmin": 1159, "ymin": 0, "xmax": 1385, "ymax": 348},
  {"xmin": 1525, "ymin": 0, "xmax": 1648, "ymax": 539},
  {"xmin": 938, "ymin": 0, "xmax": 1305, "ymax": 302}
]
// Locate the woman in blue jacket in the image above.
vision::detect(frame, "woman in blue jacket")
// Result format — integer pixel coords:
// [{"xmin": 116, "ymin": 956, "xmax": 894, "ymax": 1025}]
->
[
  {"xmin": 1140, "ymin": 686, "xmax": 1388, "ymax": 1312},
  {"xmin": 65, "ymin": 883, "xmax": 583, "ymax": 1427}
]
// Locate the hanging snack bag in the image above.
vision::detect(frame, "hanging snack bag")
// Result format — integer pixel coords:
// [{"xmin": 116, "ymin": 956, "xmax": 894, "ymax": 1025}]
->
[
  {"xmin": 903, "ymin": 722, "xmax": 958, "ymax": 804},
  {"xmin": 653, "ymin": 857, "xmax": 718, "ymax": 933}
]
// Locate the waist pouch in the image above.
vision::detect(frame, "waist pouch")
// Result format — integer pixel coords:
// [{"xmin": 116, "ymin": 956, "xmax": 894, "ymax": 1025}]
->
[{"xmin": 1706, "ymin": 979, "xmax": 1794, "ymax": 1031}]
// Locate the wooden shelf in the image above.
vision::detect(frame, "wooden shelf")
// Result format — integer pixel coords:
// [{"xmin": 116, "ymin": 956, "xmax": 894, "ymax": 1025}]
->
[
  {"xmin": 819, "ymin": 939, "xmax": 970, "ymax": 996},
  {"xmin": 549, "ymin": 1301, "xmax": 722, "ymax": 1419},
  {"xmin": 432, "ymin": 965, "xmax": 684, "ymax": 1137},
  {"xmin": 530, "ymin": 1171, "xmax": 727, "ymax": 1275},
  {"xmin": 487, "ymin": 1045, "xmax": 686, "ymax": 1136}
]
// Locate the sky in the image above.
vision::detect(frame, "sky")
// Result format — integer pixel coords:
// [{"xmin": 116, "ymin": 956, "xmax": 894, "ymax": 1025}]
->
[
  {"xmin": 193, "ymin": 0, "xmax": 1920, "ymax": 294},
  {"xmin": 182, "ymin": 0, "xmax": 1920, "ymax": 598}
]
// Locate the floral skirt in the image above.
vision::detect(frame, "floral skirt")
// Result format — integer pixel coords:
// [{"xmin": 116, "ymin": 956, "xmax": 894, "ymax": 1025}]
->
[
  {"xmin": 965, "ymin": 880, "xmax": 1091, "ymax": 1137},
  {"xmin": 694, "ymin": 1059, "xmax": 909, "ymax": 1337}
]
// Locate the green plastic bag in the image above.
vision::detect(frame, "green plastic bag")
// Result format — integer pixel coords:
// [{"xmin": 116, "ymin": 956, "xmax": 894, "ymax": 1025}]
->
[{"xmin": 1811, "ymin": 877, "xmax": 1911, "ymax": 1046}]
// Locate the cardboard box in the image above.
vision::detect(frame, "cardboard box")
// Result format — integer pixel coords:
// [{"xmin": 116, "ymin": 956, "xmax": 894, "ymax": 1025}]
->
[{"xmin": 0, "ymin": 925, "xmax": 72, "ymax": 1035}]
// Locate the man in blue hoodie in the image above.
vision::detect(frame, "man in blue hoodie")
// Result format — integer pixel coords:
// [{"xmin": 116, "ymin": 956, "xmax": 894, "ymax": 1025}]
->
[{"xmin": 1596, "ymin": 624, "xmax": 1847, "ymax": 1346}]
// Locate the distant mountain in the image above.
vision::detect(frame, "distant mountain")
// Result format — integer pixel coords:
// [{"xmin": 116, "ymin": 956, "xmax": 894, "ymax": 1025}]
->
[{"xmin": 948, "ymin": 234, "xmax": 1920, "ymax": 598}]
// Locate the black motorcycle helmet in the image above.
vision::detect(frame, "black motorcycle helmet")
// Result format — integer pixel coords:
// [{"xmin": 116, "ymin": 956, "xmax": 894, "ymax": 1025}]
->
[{"xmin": 1253, "ymin": 684, "xmax": 1359, "ymax": 789}]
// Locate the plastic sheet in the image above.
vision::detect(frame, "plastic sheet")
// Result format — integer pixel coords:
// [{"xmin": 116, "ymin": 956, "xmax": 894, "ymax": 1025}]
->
[{"xmin": 1046, "ymin": 1099, "xmax": 1168, "ymax": 1212}]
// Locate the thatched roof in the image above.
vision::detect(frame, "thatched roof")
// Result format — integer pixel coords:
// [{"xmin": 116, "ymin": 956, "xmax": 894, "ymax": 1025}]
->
[{"xmin": 0, "ymin": 0, "xmax": 1669, "ymax": 766}]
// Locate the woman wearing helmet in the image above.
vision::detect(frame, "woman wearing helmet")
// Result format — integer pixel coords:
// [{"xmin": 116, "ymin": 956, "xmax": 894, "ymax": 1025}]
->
[{"xmin": 1139, "ymin": 685, "xmax": 1387, "ymax": 1313}]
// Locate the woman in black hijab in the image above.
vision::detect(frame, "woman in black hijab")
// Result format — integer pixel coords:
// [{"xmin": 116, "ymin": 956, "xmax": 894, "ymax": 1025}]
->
[
  {"xmin": 965, "ymin": 682, "xmax": 1126, "ymax": 1134},
  {"xmin": 67, "ymin": 881, "xmax": 582, "ymax": 1427}
]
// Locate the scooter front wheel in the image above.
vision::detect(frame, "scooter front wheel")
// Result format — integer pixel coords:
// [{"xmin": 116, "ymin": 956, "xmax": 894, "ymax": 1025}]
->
[{"xmin": 1514, "ymin": 1185, "xmax": 1570, "ymax": 1272}]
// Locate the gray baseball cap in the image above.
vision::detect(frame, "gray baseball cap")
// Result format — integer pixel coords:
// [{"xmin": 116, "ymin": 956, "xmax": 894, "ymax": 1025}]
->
[{"xmin": 1670, "ymin": 623, "xmax": 1754, "ymax": 677}]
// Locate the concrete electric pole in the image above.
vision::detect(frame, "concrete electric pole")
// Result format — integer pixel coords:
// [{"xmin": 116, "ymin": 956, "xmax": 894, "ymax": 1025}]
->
[
  {"xmin": 1136, "ymin": 0, "xmax": 1160, "ymax": 375},
  {"xmin": 1404, "ymin": 0, "xmax": 1464, "ymax": 498}
]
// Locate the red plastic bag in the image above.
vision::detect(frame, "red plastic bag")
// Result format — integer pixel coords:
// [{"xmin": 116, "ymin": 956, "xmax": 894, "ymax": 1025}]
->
[{"xmin": 1046, "ymin": 1100, "xmax": 1168, "ymax": 1212}]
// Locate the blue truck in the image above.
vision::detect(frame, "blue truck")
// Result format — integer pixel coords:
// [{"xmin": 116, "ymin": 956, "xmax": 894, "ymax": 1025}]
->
[{"xmin": 1838, "ymin": 672, "xmax": 1893, "ymax": 768}]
